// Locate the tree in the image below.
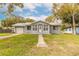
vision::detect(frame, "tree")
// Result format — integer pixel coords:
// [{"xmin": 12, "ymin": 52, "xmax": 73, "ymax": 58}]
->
[
  {"xmin": 44, "ymin": 4, "xmax": 61, "ymax": 23},
  {"xmin": 0, "ymin": 3, "xmax": 24, "ymax": 16},
  {"xmin": 52, "ymin": 3, "xmax": 79, "ymax": 35},
  {"xmin": 8, "ymin": 3, "xmax": 24, "ymax": 15},
  {"xmin": 45, "ymin": 15, "xmax": 55, "ymax": 23},
  {"xmin": 25, "ymin": 18, "xmax": 35, "ymax": 22},
  {"xmin": 1, "ymin": 16, "xmax": 25, "ymax": 27}
]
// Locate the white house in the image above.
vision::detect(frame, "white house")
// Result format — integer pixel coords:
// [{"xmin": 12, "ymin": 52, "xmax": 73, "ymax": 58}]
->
[
  {"xmin": 12, "ymin": 19, "xmax": 62, "ymax": 34},
  {"xmin": 64, "ymin": 26, "xmax": 79, "ymax": 34}
]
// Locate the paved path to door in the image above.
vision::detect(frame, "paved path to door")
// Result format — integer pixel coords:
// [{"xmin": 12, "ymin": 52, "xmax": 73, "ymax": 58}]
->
[
  {"xmin": 0, "ymin": 34, "xmax": 21, "ymax": 39},
  {"xmin": 37, "ymin": 34, "xmax": 48, "ymax": 47}
]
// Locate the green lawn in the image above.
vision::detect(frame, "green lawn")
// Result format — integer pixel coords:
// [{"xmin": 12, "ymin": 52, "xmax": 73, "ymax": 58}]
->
[
  {"xmin": 0, "ymin": 34, "xmax": 38, "ymax": 56},
  {"xmin": 0, "ymin": 34, "xmax": 79, "ymax": 56},
  {"xmin": 0, "ymin": 33, "xmax": 12, "ymax": 36},
  {"xmin": 43, "ymin": 34, "xmax": 79, "ymax": 56}
]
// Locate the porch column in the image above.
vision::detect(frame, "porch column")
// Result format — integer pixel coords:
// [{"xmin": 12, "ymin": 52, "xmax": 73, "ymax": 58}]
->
[
  {"xmin": 42, "ymin": 25, "xmax": 44, "ymax": 33},
  {"xmin": 37, "ymin": 25, "xmax": 39, "ymax": 33},
  {"xmin": 48, "ymin": 25, "xmax": 50, "ymax": 34},
  {"xmin": 57, "ymin": 26, "xmax": 61, "ymax": 34},
  {"xmin": 25, "ymin": 26, "xmax": 27, "ymax": 33},
  {"xmin": 31, "ymin": 25, "xmax": 33, "ymax": 33}
]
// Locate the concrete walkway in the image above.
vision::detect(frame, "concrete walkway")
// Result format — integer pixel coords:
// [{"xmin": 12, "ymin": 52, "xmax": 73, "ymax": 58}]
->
[
  {"xmin": 37, "ymin": 34, "xmax": 48, "ymax": 47},
  {"xmin": 0, "ymin": 34, "xmax": 21, "ymax": 39}
]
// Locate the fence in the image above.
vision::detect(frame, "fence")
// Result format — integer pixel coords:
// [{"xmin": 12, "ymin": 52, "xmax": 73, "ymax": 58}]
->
[{"xmin": 0, "ymin": 28, "xmax": 13, "ymax": 33}]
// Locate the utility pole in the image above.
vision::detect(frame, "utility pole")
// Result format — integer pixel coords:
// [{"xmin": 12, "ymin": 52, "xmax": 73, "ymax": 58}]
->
[{"xmin": 72, "ymin": 3, "xmax": 76, "ymax": 35}]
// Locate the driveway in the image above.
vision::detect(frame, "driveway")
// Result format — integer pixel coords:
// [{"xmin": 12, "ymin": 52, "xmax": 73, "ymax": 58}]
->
[{"xmin": 0, "ymin": 34, "xmax": 21, "ymax": 39}]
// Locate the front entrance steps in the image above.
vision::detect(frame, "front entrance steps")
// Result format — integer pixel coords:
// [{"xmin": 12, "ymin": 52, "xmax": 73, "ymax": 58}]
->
[{"xmin": 37, "ymin": 34, "xmax": 48, "ymax": 47}]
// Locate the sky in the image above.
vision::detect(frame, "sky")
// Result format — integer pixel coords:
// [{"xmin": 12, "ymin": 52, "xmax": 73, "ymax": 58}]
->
[{"xmin": 0, "ymin": 3, "xmax": 52, "ymax": 21}]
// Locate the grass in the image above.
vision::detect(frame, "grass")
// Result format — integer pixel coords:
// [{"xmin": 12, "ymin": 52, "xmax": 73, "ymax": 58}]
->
[
  {"xmin": 0, "ymin": 34, "xmax": 38, "ymax": 56},
  {"xmin": 43, "ymin": 34, "xmax": 79, "ymax": 56},
  {"xmin": 0, "ymin": 33, "xmax": 12, "ymax": 36},
  {"xmin": 0, "ymin": 34, "xmax": 79, "ymax": 56}
]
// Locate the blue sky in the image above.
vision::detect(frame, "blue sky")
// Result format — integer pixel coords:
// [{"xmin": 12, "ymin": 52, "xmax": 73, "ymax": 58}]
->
[
  {"xmin": 0, "ymin": 3, "xmax": 52, "ymax": 20},
  {"xmin": 0, "ymin": 14, "xmax": 5, "ymax": 20}
]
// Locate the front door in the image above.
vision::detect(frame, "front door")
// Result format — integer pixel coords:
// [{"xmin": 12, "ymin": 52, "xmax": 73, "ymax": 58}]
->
[{"xmin": 38, "ymin": 24, "xmax": 43, "ymax": 34}]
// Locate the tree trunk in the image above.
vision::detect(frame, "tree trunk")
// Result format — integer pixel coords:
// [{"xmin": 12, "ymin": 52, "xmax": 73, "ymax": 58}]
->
[{"xmin": 72, "ymin": 12, "xmax": 76, "ymax": 35}]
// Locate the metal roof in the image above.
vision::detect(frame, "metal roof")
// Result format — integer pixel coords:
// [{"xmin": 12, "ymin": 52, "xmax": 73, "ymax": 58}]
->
[{"xmin": 12, "ymin": 23, "xmax": 31, "ymax": 26}]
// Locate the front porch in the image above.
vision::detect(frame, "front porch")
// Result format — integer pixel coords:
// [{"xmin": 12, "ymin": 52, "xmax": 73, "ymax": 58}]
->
[{"xmin": 24, "ymin": 24, "xmax": 50, "ymax": 34}]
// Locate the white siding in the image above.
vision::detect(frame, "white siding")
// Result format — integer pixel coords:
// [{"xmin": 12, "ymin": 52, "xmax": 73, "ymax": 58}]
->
[
  {"xmin": 13, "ymin": 21, "xmax": 61, "ymax": 34},
  {"xmin": 76, "ymin": 27, "xmax": 79, "ymax": 34},
  {"xmin": 50, "ymin": 26, "xmax": 61, "ymax": 34},
  {"xmin": 64, "ymin": 28, "xmax": 72, "ymax": 33}
]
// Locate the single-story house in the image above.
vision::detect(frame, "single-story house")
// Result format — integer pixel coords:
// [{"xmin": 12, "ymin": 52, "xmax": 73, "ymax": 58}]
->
[
  {"xmin": 12, "ymin": 20, "xmax": 62, "ymax": 34},
  {"xmin": 63, "ymin": 26, "xmax": 79, "ymax": 34}
]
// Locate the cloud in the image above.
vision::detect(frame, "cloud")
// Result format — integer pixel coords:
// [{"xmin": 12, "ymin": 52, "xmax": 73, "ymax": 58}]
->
[
  {"xmin": 15, "ymin": 3, "xmax": 52, "ymax": 21},
  {"xmin": 8, "ymin": 3, "xmax": 52, "ymax": 21},
  {"xmin": 23, "ymin": 3, "xmax": 52, "ymax": 12},
  {"xmin": 24, "ymin": 15, "xmax": 48, "ymax": 21},
  {"xmin": 43, "ymin": 3, "xmax": 52, "ymax": 11},
  {"xmin": 13, "ymin": 3, "xmax": 37, "ymax": 13},
  {"xmin": 12, "ymin": 3, "xmax": 52, "ymax": 16},
  {"xmin": 23, "ymin": 3, "xmax": 36, "ymax": 12},
  {"xmin": 0, "ymin": 4, "xmax": 8, "ymax": 12},
  {"xmin": 19, "ymin": 12, "xmax": 31, "ymax": 17},
  {"xmin": 14, "ymin": 6, "xmax": 23, "ymax": 12}
]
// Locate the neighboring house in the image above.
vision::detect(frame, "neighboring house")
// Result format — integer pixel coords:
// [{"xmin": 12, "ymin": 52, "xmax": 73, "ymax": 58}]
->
[
  {"xmin": 12, "ymin": 20, "xmax": 61, "ymax": 34},
  {"xmin": 64, "ymin": 26, "xmax": 79, "ymax": 34}
]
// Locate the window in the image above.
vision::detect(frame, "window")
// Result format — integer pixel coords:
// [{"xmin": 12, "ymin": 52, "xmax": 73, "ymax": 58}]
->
[
  {"xmin": 53, "ymin": 26, "xmax": 57, "ymax": 30},
  {"xmin": 46, "ymin": 27, "xmax": 48, "ymax": 30},
  {"xmin": 44, "ymin": 25, "xmax": 48, "ymax": 31},
  {"xmin": 33, "ymin": 25, "xmax": 35, "ymax": 31},
  {"xmin": 33, "ymin": 25, "xmax": 37, "ymax": 31},
  {"xmin": 44, "ymin": 27, "xmax": 45, "ymax": 31},
  {"xmin": 69, "ymin": 28, "xmax": 71, "ymax": 31},
  {"xmin": 35, "ymin": 25, "xmax": 37, "ymax": 31},
  {"xmin": 27, "ymin": 26, "xmax": 31, "ymax": 30}
]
